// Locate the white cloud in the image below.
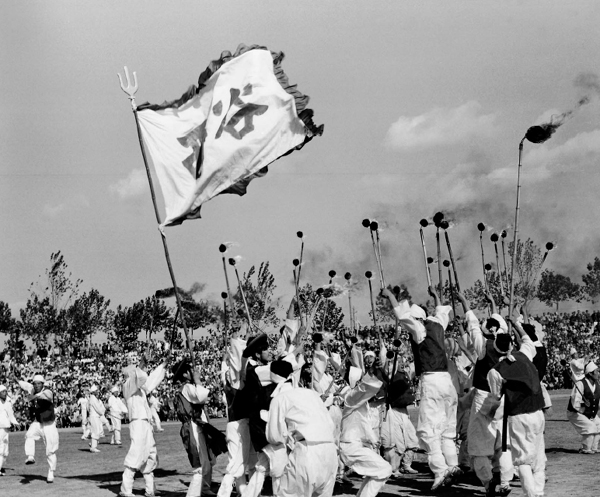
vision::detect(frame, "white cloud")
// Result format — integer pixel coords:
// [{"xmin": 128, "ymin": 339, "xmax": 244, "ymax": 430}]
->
[
  {"xmin": 43, "ymin": 194, "xmax": 89, "ymax": 219},
  {"xmin": 109, "ymin": 168, "xmax": 147, "ymax": 199},
  {"xmin": 385, "ymin": 101, "xmax": 497, "ymax": 150}
]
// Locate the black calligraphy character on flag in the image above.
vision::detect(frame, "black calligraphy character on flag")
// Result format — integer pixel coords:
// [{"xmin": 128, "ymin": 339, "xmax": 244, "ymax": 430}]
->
[{"xmin": 214, "ymin": 84, "xmax": 269, "ymax": 140}]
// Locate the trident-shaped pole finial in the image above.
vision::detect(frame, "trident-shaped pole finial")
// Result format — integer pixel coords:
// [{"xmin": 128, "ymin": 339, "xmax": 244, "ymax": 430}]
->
[{"xmin": 118, "ymin": 66, "xmax": 138, "ymax": 109}]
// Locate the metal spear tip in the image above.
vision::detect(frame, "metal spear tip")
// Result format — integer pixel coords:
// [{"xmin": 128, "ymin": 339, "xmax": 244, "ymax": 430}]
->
[
  {"xmin": 221, "ymin": 292, "xmax": 228, "ymax": 299},
  {"xmin": 525, "ymin": 124, "xmax": 554, "ymax": 144},
  {"xmin": 392, "ymin": 338, "xmax": 402, "ymax": 348},
  {"xmin": 369, "ymin": 220, "xmax": 379, "ymax": 231},
  {"xmin": 501, "ymin": 230, "xmax": 507, "ymax": 238},
  {"xmin": 293, "ymin": 258, "xmax": 300, "ymax": 267},
  {"xmin": 485, "ymin": 263, "xmax": 492, "ymax": 271},
  {"xmin": 219, "ymin": 244, "xmax": 227, "ymax": 253},
  {"xmin": 440, "ymin": 220, "xmax": 449, "ymax": 230},
  {"xmin": 491, "ymin": 233, "xmax": 499, "ymax": 242},
  {"xmin": 365, "ymin": 270, "xmax": 373, "ymax": 279},
  {"xmin": 420, "ymin": 218, "xmax": 429, "ymax": 228},
  {"xmin": 477, "ymin": 222, "xmax": 486, "ymax": 232},
  {"xmin": 344, "ymin": 272, "xmax": 352, "ymax": 280},
  {"xmin": 328, "ymin": 270, "xmax": 336, "ymax": 278},
  {"xmin": 296, "ymin": 231, "xmax": 304, "ymax": 239},
  {"xmin": 546, "ymin": 242, "xmax": 555, "ymax": 251},
  {"xmin": 427, "ymin": 257, "xmax": 434, "ymax": 264},
  {"xmin": 386, "ymin": 350, "xmax": 395, "ymax": 359},
  {"xmin": 362, "ymin": 219, "xmax": 371, "ymax": 228},
  {"xmin": 443, "ymin": 259, "xmax": 450, "ymax": 267},
  {"xmin": 312, "ymin": 332, "xmax": 323, "ymax": 344},
  {"xmin": 228, "ymin": 258, "xmax": 236, "ymax": 266}
]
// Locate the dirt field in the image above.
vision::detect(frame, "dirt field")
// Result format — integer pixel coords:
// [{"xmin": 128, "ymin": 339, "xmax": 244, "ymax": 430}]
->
[{"xmin": 0, "ymin": 390, "xmax": 597, "ymax": 497}]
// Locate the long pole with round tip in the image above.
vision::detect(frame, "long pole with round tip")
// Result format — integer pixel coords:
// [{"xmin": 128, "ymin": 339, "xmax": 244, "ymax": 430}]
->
[
  {"xmin": 365, "ymin": 271, "xmax": 380, "ymax": 339},
  {"xmin": 444, "ymin": 229, "xmax": 461, "ymax": 293},
  {"xmin": 501, "ymin": 230, "xmax": 509, "ymax": 292},
  {"xmin": 296, "ymin": 231, "xmax": 305, "ymax": 285},
  {"xmin": 345, "ymin": 272, "xmax": 354, "ymax": 332},
  {"xmin": 220, "ymin": 244, "xmax": 237, "ymax": 324},
  {"xmin": 529, "ymin": 242, "xmax": 555, "ymax": 297},
  {"xmin": 433, "ymin": 212, "xmax": 444, "ymax": 298},
  {"xmin": 491, "ymin": 234, "xmax": 505, "ymax": 296},
  {"xmin": 478, "ymin": 223, "xmax": 488, "ymax": 293},
  {"xmin": 484, "ymin": 263, "xmax": 493, "ymax": 296},
  {"xmin": 229, "ymin": 258, "xmax": 253, "ymax": 331},
  {"xmin": 370, "ymin": 221, "xmax": 386, "ymax": 288},
  {"xmin": 508, "ymin": 138, "xmax": 526, "ymax": 324},
  {"xmin": 292, "ymin": 261, "xmax": 306, "ymax": 328},
  {"xmin": 363, "ymin": 219, "xmax": 384, "ymax": 288},
  {"xmin": 118, "ymin": 67, "xmax": 195, "ymax": 367},
  {"xmin": 443, "ymin": 260, "xmax": 457, "ymax": 318},
  {"xmin": 419, "ymin": 219, "xmax": 433, "ymax": 288}
]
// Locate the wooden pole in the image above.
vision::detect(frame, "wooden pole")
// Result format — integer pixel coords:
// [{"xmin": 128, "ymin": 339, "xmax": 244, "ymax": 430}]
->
[
  {"xmin": 119, "ymin": 67, "xmax": 195, "ymax": 367},
  {"xmin": 508, "ymin": 139, "xmax": 525, "ymax": 329}
]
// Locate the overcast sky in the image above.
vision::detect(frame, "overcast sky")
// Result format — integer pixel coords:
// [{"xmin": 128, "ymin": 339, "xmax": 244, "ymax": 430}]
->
[{"xmin": 1, "ymin": 1, "xmax": 600, "ymax": 329}]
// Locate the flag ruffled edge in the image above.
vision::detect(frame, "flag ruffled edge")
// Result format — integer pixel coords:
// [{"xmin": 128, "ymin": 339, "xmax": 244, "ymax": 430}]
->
[{"xmin": 137, "ymin": 43, "xmax": 324, "ymax": 145}]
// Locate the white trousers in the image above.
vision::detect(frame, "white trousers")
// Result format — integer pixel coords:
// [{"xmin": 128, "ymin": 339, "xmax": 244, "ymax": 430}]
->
[
  {"xmin": 417, "ymin": 372, "xmax": 458, "ymax": 478},
  {"xmin": 567, "ymin": 411, "xmax": 600, "ymax": 451},
  {"xmin": 242, "ymin": 451, "xmax": 269, "ymax": 497},
  {"xmin": 89, "ymin": 415, "xmax": 104, "ymax": 440},
  {"xmin": 25, "ymin": 421, "xmax": 59, "ymax": 471},
  {"xmin": 110, "ymin": 416, "xmax": 123, "ymax": 444},
  {"xmin": 218, "ymin": 419, "xmax": 252, "ymax": 497},
  {"xmin": 123, "ymin": 419, "xmax": 158, "ymax": 472},
  {"xmin": 0, "ymin": 428, "xmax": 9, "ymax": 469},
  {"xmin": 340, "ymin": 441, "xmax": 392, "ymax": 497},
  {"xmin": 509, "ymin": 411, "xmax": 545, "ymax": 497},
  {"xmin": 278, "ymin": 441, "xmax": 337, "ymax": 497}
]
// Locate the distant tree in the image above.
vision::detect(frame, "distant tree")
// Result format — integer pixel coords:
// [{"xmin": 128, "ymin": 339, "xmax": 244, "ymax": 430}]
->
[
  {"xmin": 464, "ymin": 272, "xmax": 505, "ymax": 311},
  {"xmin": 0, "ymin": 301, "xmax": 24, "ymax": 360},
  {"xmin": 374, "ymin": 284, "xmax": 412, "ymax": 323},
  {"xmin": 235, "ymin": 262, "xmax": 281, "ymax": 332},
  {"xmin": 582, "ymin": 257, "xmax": 600, "ymax": 303},
  {"xmin": 64, "ymin": 289, "xmax": 111, "ymax": 351},
  {"xmin": 20, "ymin": 251, "xmax": 81, "ymax": 346},
  {"xmin": 537, "ymin": 269, "xmax": 581, "ymax": 311},
  {"xmin": 108, "ymin": 302, "xmax": 146, "ymax": 352},
  {"xmin": 296, "ymin": 283, "xmax": 345, "ymax": 336}
]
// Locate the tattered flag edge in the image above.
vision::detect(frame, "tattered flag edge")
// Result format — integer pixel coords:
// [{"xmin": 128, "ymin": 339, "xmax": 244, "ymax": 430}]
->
[{"xmin": 137, "ymin": 43, "xmax": 324, "ymax": 144}]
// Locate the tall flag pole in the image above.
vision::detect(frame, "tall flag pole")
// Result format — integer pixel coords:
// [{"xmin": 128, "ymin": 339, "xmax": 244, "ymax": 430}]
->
[{"xmin": 118, "ymin": 66, "xmax": 196, "ymax": 367}]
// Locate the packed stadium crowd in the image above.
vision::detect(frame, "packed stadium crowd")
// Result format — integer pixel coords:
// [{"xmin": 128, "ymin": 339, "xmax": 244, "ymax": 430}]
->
[{"xmin": 1, "ymin": 307, "xmax": 599, "ymax": 432}]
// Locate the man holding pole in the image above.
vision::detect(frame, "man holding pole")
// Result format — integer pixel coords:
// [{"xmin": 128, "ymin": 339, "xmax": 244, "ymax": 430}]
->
[
  {"xmin": 119, "ymin": 350, "xmax": 168, "ymax": 497},
  {"xmin": 382, "ymin": 286, "xmax": 459, "ymax": 491}
]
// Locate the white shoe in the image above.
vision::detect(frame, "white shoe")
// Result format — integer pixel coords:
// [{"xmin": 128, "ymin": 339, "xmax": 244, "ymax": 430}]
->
[
  {"xmin": 431, "ymin": 474, "xmax": 445, "ymax": 491},
  {"xmin": 25, "ymin": 456, "xmax": 35, "ymax": 465},
  {"xmin": 90, "ymin": 448, "xmax": 100, "ymax": 453},
  {"xmin": 47, "ymin": 470, "xmax": 54, "ymax": 483}
]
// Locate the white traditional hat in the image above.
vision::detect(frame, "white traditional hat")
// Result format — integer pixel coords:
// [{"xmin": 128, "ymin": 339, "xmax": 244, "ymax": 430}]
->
[
  {"xmin": 111, "ymin": 386, "xmax": 119, "ymax": 394},
  {"xmin": 348, "ymin": 366, "xmax": 362, "ymax": 389},
  {"xmin": 32, "ymin": 374, "xmax": 45, "ymax": 384},
  {"xmin": 585, "ymin": 361, "xmax": 598, "ymax": 375},
  {"xmin": 89, "ymin": 384, "xmax": 98, "ymax": 393},
  {"xmin": 491, "ymin": 313, "xmax": 508, "ymax": 333},
  {"xmin": 0, "ymin": 385, "xmax": 6, "ymax": 393},
  {"xmin": 364, "ymin": 351, "xmax": 375, "ymax": 359},
  {"xmin": 410, "ymin": 304, "xmax": 426, "ymax": 320},
  {"xmin": 571, "ymin": 359, "xmax": 585, "ymax": 382}
]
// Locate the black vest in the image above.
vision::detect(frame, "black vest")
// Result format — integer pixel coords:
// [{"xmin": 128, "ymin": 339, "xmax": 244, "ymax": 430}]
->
[
  {"xmin": 495, "ymin": 351, "xmax": 544, "ymax": 416},
  {"xmin": 29, "ymin": 389, "xmax": 55, "ymax": 423},
  {"xmin": 568, "ymin": 379, "xmax": 600, "ymax": 419},
  {"xmin": 473, "ymin": 339, "xmax": 502, "ymax": 392},
  {"xmin": 389, "ymin": 371, "xmax": 416, "ymax": 409},
  {"xmin": 411, "ymin": 320, "xmax": 448, "ymax": 377},
  {"xmin": 532, "ymin": 345, "xmax": 548, "ymax": 381}
]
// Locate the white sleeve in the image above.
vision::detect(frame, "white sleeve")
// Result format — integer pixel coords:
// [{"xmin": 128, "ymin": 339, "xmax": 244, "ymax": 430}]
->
[
  {"xmin": 427, "ymin": 305, "xmax": 453, "ymax": 330},
  {"xmin": 182, "ymin": 383, "xmax": 210, "ymax": 404},
  {"xmin": 266, "ymin": 395, "xmax": 288, "ymax": 445},
  {"xmin": 518, "ymin": 336, "xmax": 537, "ymax": 362},
  {"xmin": 228, "ymin": 337, "xmax": 247, "ymax": 389},
  {"xmin": 393, "ymin": 300, "xmax": 426, "ymax": 344},
  {"xmin": 465, "ymin": 310, "xmax": 486, "ymax": 359},
  {"xmin": 142, "ymin": 363, "xmax": 166, "ymax": 394}
]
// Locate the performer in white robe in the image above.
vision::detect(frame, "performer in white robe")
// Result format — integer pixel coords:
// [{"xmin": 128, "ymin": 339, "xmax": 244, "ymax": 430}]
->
[
  {"xmin": 77, "ymin": 389, "xmax": 91, "ymax": 440},
  {"xmin": 266, "ymin": 360, "xmax": 337, "ymax": 497},
  {"xmin": 119, "ymin": 351, "xmax": 167, "ymax": 497},
  {"xmin": 339, "ymin": 368, "xmax": 392, "ymax": 497},
  {"xmin": 107, "ymin": 386, "xmax": 128, "ymax": 445},
  {"xmin": 19, "ymin": 374, "xmax": 59, "ymax": 483},
  {"xmin": 384, "ymin": 287, "xmax": 459, "ymax": 491},
  {"xmin": 0, "ymin": 385, "xmax": 19, "ymax": 475},
  {"xmin": 566, "ymin": 359, "xmax": 600, "ymax": 453},
  {"xmin": 88, "ymin": 384, "xmax": 106, "ymax": 453}
]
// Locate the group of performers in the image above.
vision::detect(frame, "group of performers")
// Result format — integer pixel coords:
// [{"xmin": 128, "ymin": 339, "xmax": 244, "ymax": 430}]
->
[{"xmin": 0, "ymin": 282, "xmax": 599, "ymax": 497}]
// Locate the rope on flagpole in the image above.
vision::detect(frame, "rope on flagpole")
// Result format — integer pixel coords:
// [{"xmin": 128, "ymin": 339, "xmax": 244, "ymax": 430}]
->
[{"xmin": 118, "ymin": 66, "xmax": 196, "ymax": 368}]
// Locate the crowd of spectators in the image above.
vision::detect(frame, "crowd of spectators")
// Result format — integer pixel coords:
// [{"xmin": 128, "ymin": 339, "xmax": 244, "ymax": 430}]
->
[{"xmin": 1, "ymin": 309, "xmax": 599, "ymax": 432}]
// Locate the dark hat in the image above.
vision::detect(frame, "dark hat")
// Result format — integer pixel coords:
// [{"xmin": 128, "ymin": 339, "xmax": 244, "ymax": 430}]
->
[
  {"xmin": 242, "ymin": 333, "xmax": 269, "ymax": 358},
  {"xmin": 270, "ymin": 360, "xmax": 293, "ymax": 382},
  {"xmin": 494, "ymin": 334, "xmax": 512, "ymax": 354},
  {"xmin": 171, "ymin": 359, "xmax": 191, "ymax": 383},
  {"xmin": 522, "ymin": 323, "xmax": 537, "ymax": 341}
]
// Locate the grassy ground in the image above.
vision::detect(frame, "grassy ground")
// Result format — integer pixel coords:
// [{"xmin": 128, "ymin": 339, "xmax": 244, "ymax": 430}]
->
[{"xmin": 0, "ymin": 390, "xmax": 595, "ymax": 497}]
